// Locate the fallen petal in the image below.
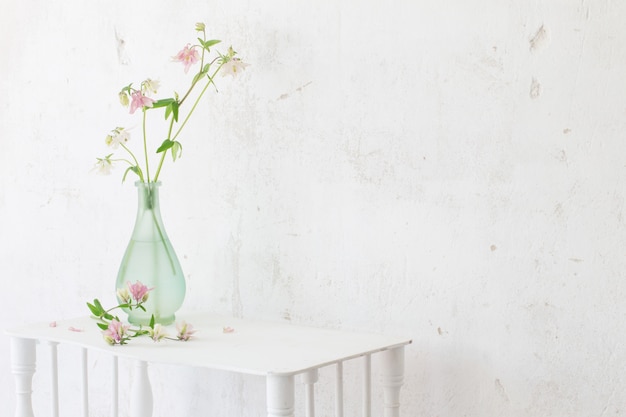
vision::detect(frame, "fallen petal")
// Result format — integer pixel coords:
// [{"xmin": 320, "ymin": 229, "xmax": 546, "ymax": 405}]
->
[
  {"xmin": 68, "ymin": 326, "xmax": 84, "ymax": 332},
  {"xmin": 223, "ymin": 326, "xmax": 235, "ymax": 333}
]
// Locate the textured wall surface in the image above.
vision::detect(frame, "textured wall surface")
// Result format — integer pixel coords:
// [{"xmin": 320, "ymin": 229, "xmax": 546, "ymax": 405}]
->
[{"xmin": 2, "ymin": 0, "xmax": 626, "ymax": 416}]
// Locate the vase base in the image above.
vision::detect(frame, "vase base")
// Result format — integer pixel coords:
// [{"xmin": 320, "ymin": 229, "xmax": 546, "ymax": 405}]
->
[{"xmin": 128, "ymin": 313, "xmax": 175, "ymax": 326}]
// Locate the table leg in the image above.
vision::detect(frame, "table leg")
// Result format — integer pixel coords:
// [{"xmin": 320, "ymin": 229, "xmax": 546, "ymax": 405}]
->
[
  {"xmin": 266, "ymin": 374, "xmax": 294, "ymax": 417},
  {"xmin": 130, "ymin": 360, "xmax": 153, "ymax": 417},
  {"xmin": 380, "ymin": 346, "xmax": 405, "ymax": 417},
  {"xmin": 301, "ymin": 369, "xmax": 318, "ymax": 417},
  {"xmin": 11, "ymin": 337, "xmax": 36, "ymax": 417}
]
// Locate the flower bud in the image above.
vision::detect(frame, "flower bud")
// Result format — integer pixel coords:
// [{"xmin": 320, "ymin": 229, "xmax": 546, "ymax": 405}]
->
[
  {"xmin": 195, "ymin": 22, "xmax": 205, "ymax": 32},
  {"xmin": 119, "ymin": 92, "xmax": 129, "ymax": 107}
]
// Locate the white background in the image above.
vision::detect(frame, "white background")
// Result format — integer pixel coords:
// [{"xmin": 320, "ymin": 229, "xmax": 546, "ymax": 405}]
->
[{"xmin": 2, "ymin": 0, "xmax": 626, "ymax": 416}]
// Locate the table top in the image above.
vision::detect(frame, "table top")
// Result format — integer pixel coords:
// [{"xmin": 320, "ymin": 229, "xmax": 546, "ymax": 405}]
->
[{"xmin": 6, "ymin": 312, "xmax": 412, "ymax": 376}]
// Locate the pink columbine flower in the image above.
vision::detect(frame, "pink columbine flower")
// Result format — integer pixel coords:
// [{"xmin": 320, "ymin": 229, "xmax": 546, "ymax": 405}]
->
[
  {"xmin": 129, "ymin": 91, "xmax": 155, "ymax": 114},
  {"xmin": 127, "ymin": 281, "xmax": 153, "ymax": 303},
  {"xmin": 176, "ymin": 321, "xmax": 197, "ymax": 341},
  {"xmin": 173, "ymin": 44, "xmax": 200, "ymax": 73},
  {"xmin": 103, "ymin": 319, "xmax": 129, "ymax": 345}
]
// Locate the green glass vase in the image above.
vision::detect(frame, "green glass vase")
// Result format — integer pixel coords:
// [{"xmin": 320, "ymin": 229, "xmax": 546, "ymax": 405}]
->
[{"xmin": 115, "ymin": 181, "xmax": 186, "ymax": 325}]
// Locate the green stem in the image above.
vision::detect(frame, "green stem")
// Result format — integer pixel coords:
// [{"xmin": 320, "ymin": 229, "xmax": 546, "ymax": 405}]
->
[
  {"xmin": 152, "ymin": 117, "xmax": 176, "ymax": 183},
  {"xmin": 142, "ymin": 108, "xmax": 150, "ymax": 182},
  {"xmin": 171, "ymin": 65, "xmax": 223, "ymax": 143},
  {"xmin": 120, "ymin": 143, "xmax": 140, "ymax": 168},
  {"xmin": 145, "ymin": 184, "xmax": 177, "ymax": 274},
  {"xmin": 178, "ymin": 56, "xmax": 220, "ymax": 106},
  {"xmin": 152, "ymin": 63, "xmax": 223, "ymax": 182},
  {"xmin": 120, "ymin": 144, "xmax": 145, "ymax": 182}
]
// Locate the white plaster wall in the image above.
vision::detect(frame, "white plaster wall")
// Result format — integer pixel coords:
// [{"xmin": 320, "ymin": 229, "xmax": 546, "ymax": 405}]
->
[{"xmin": 1, "ymin": 0, "xmax": 626, "ymax": 416}]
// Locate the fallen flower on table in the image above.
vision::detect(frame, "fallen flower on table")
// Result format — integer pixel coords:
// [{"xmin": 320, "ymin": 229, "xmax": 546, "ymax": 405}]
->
[
  {"xmin": 149, "ymin": 324, "xmax": 167, "ymax": 342},
  {"xmin": 103, "ymin": 319, "xmax": 131, "ymax": 345},
  {"xmin": 127, "ymin": 280, "xmax": 153, "ymax": 304},
  {"xmin": 223, "ymin": 326, "xmax": 235, "ymax": 334},
  {"xmin": 176, "ymin": 321, "xmax": 197, "ymax": 341}
]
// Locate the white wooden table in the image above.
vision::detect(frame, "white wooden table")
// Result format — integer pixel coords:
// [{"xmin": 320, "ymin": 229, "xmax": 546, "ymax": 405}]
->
[{"xmin": 7, "ymin": 312, "xmax": 411, "ymax": 417}]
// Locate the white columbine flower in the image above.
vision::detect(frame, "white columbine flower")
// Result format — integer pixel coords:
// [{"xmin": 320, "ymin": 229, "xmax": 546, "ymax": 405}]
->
[
  {"xmin": 105, "ymin": 127, "xmax": 130, "ymax": 149},
  {"xmin": 142, "ymin": 78, "xmax": 160, "ymax": 95},
  {"xmin": 221, "ymin": 57, "xmax": 249, "ymax": 78},
  {"xmin": 93, "ymin": 155, "xmax": 114, "ymax": 175},
  {"xmin": 150, "ymin": 324, "xmax": 167, "ymax": 342},
  {"xmin": 116, "ymin": 287, "xmax": 131, "ymax": 304}
]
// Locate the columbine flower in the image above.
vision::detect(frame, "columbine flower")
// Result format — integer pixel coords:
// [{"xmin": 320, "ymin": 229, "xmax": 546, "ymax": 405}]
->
[
  {"xmin": 173, "ymin": 44, "xmax": 200, "ymax": 73},
  {"xmin": 93, "ymin": 155, "xmax": 114, "ymax": 175},
  {"xmin": 119, "ymin": 91, "xmax": 130, "ymax": 107},
  {"xmin": 103, "ymin": 319, "xmax": 129, "ymax": 345},
  {"xmin": 176, "ymin": 321, "xmax": 197, "ymax": 341},
  {"xmin": 127, "ymin": 281, "xmax": 152, "ymax": 303},
  {"xmin": 150, "ymin": 324, "xmax": 167, "ymax": 342},
  {"xmin": 221, "ymin": 57, "xmax": 249, "ymax": 78},
  {"xmin": 105, "ymin": 127, "xmax": 130, "ymax": 149},
  {"xmin": 116, "ymin": 287, "xmax": 131, "ymax": 304},
  {"xmin": 129, "ymin": 91, "xmax": 155, "ymax": 114},
  {"xmin": 142, "ymin": 78, "xmax": 160, "ymax": 95}
]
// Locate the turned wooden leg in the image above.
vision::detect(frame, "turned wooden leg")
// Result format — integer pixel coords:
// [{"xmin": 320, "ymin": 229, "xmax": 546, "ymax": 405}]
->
[
  {"xmin": 363, "ymin": 354, "xmax": 371, "ymax": 417},
  {"xmin": 380, "ymin": 346, "xmax": 405, "ymax": 417},
  {"xmin": 11, "ymin": 337, "xmax": 36, "ymax": 417},
  {"xmin": 335, "ymin": 362, "xmax": 344, "ymax": 417},
  {"xmin": 130, "ymin": 360, "xmax": 153, "ymax": 417},
  {"xmin": 266, "ymin": 374, "xmax": 294, "ymax": 417},
  {"xmin": 301, "ymin": 369, "xmax": 319, "ymax": 417},
  {"xmin": 48, "ymin": 342, "xmax": 59, "ymax": 417}
]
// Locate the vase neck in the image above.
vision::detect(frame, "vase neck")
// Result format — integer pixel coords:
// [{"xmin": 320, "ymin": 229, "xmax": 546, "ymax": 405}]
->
[{"xmin": 136, "ymin": 181, "xmax": 161, "ymax": 211}]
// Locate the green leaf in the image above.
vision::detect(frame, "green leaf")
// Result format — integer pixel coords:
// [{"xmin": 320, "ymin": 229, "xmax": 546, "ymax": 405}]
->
[
  {"xmin": 192, "ymin": 71, "xmax": 205, "ymax": 86},
  {"xmin": 138, "ymin": 304, "xmax": 146, "ymax": 312},
  {"xmin": 165, "ymin": 102, "xmax": 179, "ymax": 122},
  {"xmin": 87, "ymin": 302, "xmax": 102, "ymax": 316},
  {"xmin": 97, "ymin": 322, "xmax": 109, "ymax": 330},
  {"xmin": 103, "ymin": 312, "xmax": 114, "ymax": 321},
  {"xmin": 171, "ymin": 141, "xmax": 183, "ymax": 162},
  {"xmin": 156, "ymin": 139, "xmax": 175, "ymax": 153},
  {"xmin": 94, "ymin": 299, "xmax": 105, "ymax": 313},
  {"xmin": 122, "ymin": 165, "xmax": 142, "ymax": 182},
  {"xmin": 152, "ymin": 98, "xmax": 175, "ymax": 108},
  {"xmin": 149, "ymin": 315, "xmax": 155, "ymax": 329},
  {"xmin": 198, "ymin": 38, "xmax": 220, "ymax": 51},
  {"xmin": 171, "ymin": 101, "xmax": 179, "ymax": 122}
]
